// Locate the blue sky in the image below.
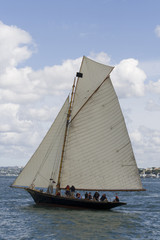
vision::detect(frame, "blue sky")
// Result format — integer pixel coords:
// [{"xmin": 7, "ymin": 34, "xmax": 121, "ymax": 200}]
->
[
  {"xmin": 1, "ymin": 0, "xmax": 160, "ymax": 67},
  {"xmin": 0, "ymin": 0, "xmax": 160, "ymax": 167}
]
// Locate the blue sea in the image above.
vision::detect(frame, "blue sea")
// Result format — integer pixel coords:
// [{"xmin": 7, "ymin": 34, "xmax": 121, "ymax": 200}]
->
[{"xmin": 0, "ymin": 177, "xmax": 160, "ymax": 240}]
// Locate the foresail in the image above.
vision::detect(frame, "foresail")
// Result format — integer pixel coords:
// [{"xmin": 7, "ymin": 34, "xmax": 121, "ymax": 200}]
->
[
  {"xmin": 12, "ymin": 97, "xmax": 69, "ymax": 189},
  {"xmin": 60, "ymin": 58, "xmax": 143, "ymax": 191}
]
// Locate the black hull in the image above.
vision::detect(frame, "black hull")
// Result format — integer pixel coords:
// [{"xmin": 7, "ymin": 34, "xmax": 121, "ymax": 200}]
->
[{"xmin": 26, "ymin": 188, "xmax": 126, "ymax": 210}]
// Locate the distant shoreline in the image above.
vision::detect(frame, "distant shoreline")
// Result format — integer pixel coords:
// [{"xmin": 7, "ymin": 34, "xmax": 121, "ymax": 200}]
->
[
  {"xmin": 0, "ymin": 166, "xmax": 160, "ymax": 178},
  {"xmin": 0, "ymin": 166, "xmax": 23, "ymax": 177}
]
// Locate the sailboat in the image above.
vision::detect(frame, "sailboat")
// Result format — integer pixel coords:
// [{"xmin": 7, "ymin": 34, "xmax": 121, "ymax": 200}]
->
[{"xmin": 11, "ymin": 56, "xmax": 144, "ymax": 210}]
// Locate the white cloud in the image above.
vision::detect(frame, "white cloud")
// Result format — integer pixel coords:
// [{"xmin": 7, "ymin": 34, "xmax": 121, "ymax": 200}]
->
[
  {"xmin": 131, "ymin": 126, "xmax": 160, "ymax": 167},
  {"xmin": 0, "ymin": 103, "xmax": 32, "ymax": 133},
  {"xmin": 145, "ymin": 99, "xmax": 160, "ymax": 112},
  {"xmin": 19, "ymin": 106, "xmax": 58, "ymax": 122},
  {"xmin": 0, "ymin": 21, "xmax": 33, "ymax": 71},
  {"xmin": 29, "ymin": 57, "xmax": 81, "ymax": 96},
  {"xmin": 88, "ymin": 52, "xmax": 111, "ymax": 65},
  {"xmin": 0, "ymin": 57, "xmax": 82, "ymax": 104},
  {"xmin": 139, "ymin": 60, "xmax": 160, "ymax": 79},
  {"xmin": 155, "ymin": 25, "xmax": 160, "ymax": 38},
  {"xmin": 146, "ymin": 79, "xmax": 160, "ymax": 94},
  {"xmin": 111, "ymin": 58, "xmax": 146, "ymax": 98}
]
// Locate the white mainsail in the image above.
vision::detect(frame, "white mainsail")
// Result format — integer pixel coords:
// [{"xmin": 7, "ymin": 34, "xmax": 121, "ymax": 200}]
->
[
  {"xmin": 60, "ymin": 56, "xmax": 143, "ymax": 191},
  {"xmin": 12, "ymin": 97, "xmax": 69, "ymax": 188}
]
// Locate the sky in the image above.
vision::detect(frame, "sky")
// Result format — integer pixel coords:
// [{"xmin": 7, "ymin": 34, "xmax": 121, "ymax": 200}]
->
[{"xmin": 0, "ymin": 0, "xmax": 160, "ymax": 168}]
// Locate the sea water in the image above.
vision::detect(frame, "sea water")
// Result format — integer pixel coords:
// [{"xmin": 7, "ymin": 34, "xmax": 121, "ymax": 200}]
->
[{"xmin": 0, "ymin": 176, "xmax": 160, "ymax": 240}]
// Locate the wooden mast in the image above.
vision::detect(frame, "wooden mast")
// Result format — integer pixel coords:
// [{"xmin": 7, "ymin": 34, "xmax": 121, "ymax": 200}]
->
[{"xmin": 56, "ymin": 76, "xmax": 78, "ymax": 193}]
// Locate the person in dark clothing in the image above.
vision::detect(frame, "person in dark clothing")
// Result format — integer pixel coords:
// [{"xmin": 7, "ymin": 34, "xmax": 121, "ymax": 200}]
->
[
  {"xmin": 70, "ymin": 185, "xmax": 75, "ymax": 197},
  {"xmin": 93, "ymin": 191, "xmax": 100, "ymax": 201},
  {"xmin": 88, "ymin": 192, "xmax": 92, "ymax": 200},
  {"xmin": 65, "ymin": 185, "xmax": 71, "ymax": 196},
  {"xmin": 100, "ymin": 194, "xmax": 108, "ymax": 202},
  {"xmin": 70, "ymin": 185, "xmax": 75, "ymax": 192},
  {"xmin": 85, "ymin": 192, "xmax": 89, "ymax": 199},
  {"xmin": 76, "ymin": 192, "xmax": 81, "ymax": 199},
  {"xmin": 115, "ymin": 195, "xmax": 119, "ymax": 202},
  {"xmin": 113, "ymin": 194, "xmax": 119, "ymax": 202},
  {"xmin": 56, "ymin": 191, "xmax": 61, "ymax": 196}
]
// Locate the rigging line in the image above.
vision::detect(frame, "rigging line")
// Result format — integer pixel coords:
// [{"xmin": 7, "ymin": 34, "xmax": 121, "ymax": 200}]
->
[
  {"xmin": 31, "ymin": 106, "xmax": 68, "ymax": 185},
  {"xmin": 37, "ymin": 172, "xmax": 51, "ymax": 184},
  {"xmin": 70, "ymin": 76, "xmax": 111, "ymax": 124}
]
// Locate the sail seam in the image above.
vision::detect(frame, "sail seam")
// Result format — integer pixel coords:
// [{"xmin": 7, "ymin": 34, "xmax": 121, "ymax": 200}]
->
[{"xmin": 116, "ymin": 142, "xmax": 130, "ymax": 152}]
